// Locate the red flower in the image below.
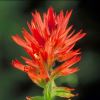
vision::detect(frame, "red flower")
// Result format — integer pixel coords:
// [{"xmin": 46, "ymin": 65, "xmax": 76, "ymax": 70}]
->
[{"xmin": 12, "ymin": 7, "xmax": 86, "ymax": 86}]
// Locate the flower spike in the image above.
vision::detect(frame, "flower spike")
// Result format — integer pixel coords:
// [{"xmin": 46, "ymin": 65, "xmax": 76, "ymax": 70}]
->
[{"xmin": 12, "ymin": 7, "xmax": 86, "ymax": 100}]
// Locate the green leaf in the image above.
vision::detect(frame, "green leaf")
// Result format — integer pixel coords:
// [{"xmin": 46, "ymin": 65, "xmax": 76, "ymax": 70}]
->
[{"xmin": 54, "ymin": 87, "xmax": 75, "ymax": 99}]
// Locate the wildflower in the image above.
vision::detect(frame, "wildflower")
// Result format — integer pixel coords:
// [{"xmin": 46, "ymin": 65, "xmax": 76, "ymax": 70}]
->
[{"xmin": 12, "ymin": 7, "xmax": 86, "ymax": 99}]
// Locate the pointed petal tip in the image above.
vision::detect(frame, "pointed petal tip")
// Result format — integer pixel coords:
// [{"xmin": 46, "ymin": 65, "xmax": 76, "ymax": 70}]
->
[
  {"xmin": 48, "ymin": 7, "xmax": 54, "ymax": 17},
  {"xmin": 75, "ymin": 55, "xmax": 81, "ymax": 61},
  {"xmin": 11, "ymin": 34, "xmax": 19, "ymax": 43},
  {"xmin": 12, "ymin": 59, "xmax": 26, "ymax": 72},
  {"xmin": 80, "ymin": 32, "xmax": 87, "ymax": 39},
  {"xmin": 11, "ymin": 34, "xmax": 17, "ymax": 39},
  {"xmin": 11, "ymin": 59, "xmax": 19, "ymax": 68},
  {"xmin": 70, "ymin": 9, "xmax": 73, "ymax": 13},
  {"xmin": 48, "ymin": 7, "xmax": 54, "ymax": 12},
  {"xmin": 79, "ymin": 29, "xmax": 87, "ymax": 36},
  {"xmin": 66, "ymin": 9, "xmax": 73, "ymax": 16},
  {"xmin": 83, "ymin": 33, "xmax": 87, "ymax": 37},
  {"xmin": 12, "ymin": 59, "xmax": 18, "ymax": 66}
]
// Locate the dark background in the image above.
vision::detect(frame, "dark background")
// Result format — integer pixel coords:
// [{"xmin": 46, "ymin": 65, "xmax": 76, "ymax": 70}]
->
[{"xmin": 0, "ymin": 0, "xmax": 100, "ymax": 100}]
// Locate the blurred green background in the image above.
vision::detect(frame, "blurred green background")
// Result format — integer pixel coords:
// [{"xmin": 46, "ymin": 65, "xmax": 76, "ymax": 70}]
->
[{"xmin": 0, "ymin": 0, "xmax": 100, "ymax": 100}]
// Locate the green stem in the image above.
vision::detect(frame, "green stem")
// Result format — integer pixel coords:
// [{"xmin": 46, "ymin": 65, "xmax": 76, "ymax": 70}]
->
[{"xmin": 43, "ymin": 79, "xmax": 56, "ymax": 100}]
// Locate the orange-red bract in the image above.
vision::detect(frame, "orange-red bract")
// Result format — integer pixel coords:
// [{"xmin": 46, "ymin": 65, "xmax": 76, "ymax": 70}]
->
[{"xmin": 12, "ymin": 7, "xmax": 86, "ymax": 86}]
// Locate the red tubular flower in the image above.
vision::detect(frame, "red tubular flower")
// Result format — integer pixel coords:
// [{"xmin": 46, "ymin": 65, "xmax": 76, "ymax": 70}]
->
[{"xmin": 12, "ymin": 7, "xmax": 86, "ymax": 87}]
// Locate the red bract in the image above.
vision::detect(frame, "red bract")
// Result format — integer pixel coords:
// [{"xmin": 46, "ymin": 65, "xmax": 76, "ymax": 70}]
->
[{"xmin": 12, "ymin": 7, "xmax": 86, "ymax": 87}]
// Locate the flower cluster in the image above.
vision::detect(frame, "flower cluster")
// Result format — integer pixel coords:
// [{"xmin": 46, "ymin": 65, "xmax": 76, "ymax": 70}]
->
[{"xmin": 12, "ymin": 7, "xmax": 86, "ymax": 99}]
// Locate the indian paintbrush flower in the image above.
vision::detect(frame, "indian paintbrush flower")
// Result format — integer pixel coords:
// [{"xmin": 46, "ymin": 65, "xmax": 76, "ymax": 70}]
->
[{"xmin": 12, "ymin": 7, "xmax": 86, "ymax": 100}]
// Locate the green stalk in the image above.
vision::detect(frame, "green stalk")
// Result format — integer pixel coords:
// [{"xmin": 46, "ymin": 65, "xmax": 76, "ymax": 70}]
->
[{"xmin": 43, "ymin": 79, "xmax": 56, "ymax": 100}]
